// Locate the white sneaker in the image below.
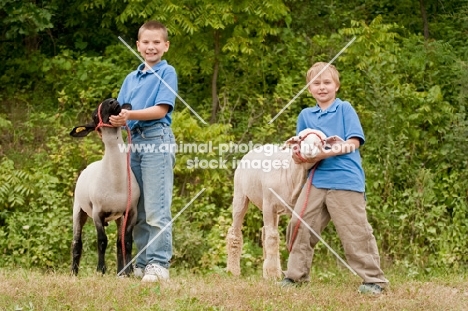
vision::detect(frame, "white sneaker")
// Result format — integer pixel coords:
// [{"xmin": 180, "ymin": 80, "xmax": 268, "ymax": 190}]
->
[
  {"xmin": 142, "ymin": 263, "xmax": 169, "ymax": 282},
  {"xmin": 133, "ymin": 266, "xmax": 145, "ymax": 278}
]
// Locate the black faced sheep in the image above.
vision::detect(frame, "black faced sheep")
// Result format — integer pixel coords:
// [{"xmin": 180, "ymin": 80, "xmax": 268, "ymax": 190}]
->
[{"xmin": 69, "ymin": 98, "xmax": 140, "ymax": 276}]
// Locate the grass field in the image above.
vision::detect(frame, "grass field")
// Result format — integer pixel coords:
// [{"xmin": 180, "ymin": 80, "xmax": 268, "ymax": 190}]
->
[{"xmin": 1, "ymin": 266, "xmax": 468, "ymax": 311}]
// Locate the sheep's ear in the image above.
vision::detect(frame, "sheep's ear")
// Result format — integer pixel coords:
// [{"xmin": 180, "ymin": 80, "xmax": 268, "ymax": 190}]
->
[
  {"xmin": 70, "ymin": 124, "xmax": 95, "ymax": 137},
  {"xmin": 281, "ymin": 136, "xmax": 300, "ymax": 150},
  {"xmin": 284, "ymin": 136, "xmax": 300, "ymax": 146},
  {"xmin": 122, "ymin": 103, "xmax": 132, "ymax": 110}
]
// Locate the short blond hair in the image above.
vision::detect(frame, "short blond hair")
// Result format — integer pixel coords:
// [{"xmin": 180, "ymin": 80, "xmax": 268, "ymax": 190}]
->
[
  {"xmin": 306, "ymin": 62, "xmax": 340, "ymax": 87},
  {"xmin": 138, "ymin": 20, "xmax": 168, "ymax": 41}
]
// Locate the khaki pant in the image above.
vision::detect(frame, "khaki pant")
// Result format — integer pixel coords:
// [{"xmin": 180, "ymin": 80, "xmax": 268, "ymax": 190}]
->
[{"xmin": 285, "ymin": 185, "xmax": 388, "ymax": 284}]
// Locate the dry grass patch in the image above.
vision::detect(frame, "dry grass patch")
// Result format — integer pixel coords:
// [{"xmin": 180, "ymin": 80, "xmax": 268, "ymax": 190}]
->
[{"xmin": 1, "ymin": 268, "xmax": 468, "ymax": 310}]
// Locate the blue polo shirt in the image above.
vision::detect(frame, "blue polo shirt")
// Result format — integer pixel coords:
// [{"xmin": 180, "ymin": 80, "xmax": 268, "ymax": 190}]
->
[
  {"xmin": 297, "ymin": 98, "xmax": 366, "ymax": 192},
  {"xmin": 117, "ymin": 60, "xmax": 177, "ymax": 129}
]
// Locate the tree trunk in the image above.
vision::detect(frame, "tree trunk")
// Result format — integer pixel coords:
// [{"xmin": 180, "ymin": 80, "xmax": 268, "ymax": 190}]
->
[
  {"xmin": 419, "ymin": 0, "xmax": 430, "ymax": 40},
  {"xmin": 210, "ymin": 30, "xmax": 220, "ymax": 124},
  {"xmin": 24, "ymin": 35, "xmax": 40, "ymax": 52}
]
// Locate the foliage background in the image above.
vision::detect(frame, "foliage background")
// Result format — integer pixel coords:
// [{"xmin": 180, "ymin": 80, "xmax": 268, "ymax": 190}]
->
[{"xmin": 0, "ymin": 0, "xmax": 467, "ymax": 276}]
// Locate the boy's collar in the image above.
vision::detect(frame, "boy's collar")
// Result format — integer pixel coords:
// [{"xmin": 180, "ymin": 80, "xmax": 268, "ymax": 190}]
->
[
  {"xmin": 137, "ymin": 60, "xmax": 167, "ymax": 73},
  {"xmin": 311, "ymin": 98, "xmax": 340, "ymax": 113}
]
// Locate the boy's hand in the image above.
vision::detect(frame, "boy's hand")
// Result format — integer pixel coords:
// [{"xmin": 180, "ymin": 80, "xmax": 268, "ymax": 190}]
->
[
  {"xmin": 325, "ymin": 135, "xmax": 344, "ymax": 145},
  {"xmin": 110, "ymin": 109, "xmax": 130, "ymax": 127},
  {"xmin": 291, "ymin": 147, "xmax": 303, "ymax": 164},
  {"xmin": 290, "ymin": 141, "xmax": 322, "ymax": 164}
]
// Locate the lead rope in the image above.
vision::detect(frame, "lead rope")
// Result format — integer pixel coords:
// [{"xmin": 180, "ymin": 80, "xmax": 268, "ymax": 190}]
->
[
  {"xmin": 95, "ymin": 103, "xmax": 133, "ymax": 268},
  {"xmin": 287, "ymin": 166, "xmax": 318, "ymax": 252},
  {"xmin": 121, "ymin": 125, "xmax": 132, "ymax": 268},
  {"xmin": 287, "ymin": 132, "xmax": 324, "ymax": 252}
]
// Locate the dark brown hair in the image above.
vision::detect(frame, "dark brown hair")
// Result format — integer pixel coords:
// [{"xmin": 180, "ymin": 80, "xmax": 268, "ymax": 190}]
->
[{"xmin": 138, "ymin": 21, "xmax": 168, "ymax": 41}]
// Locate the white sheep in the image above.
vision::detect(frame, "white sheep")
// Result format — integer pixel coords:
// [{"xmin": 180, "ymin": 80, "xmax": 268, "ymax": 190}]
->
[
  {"xmin": 69, "ymin": 98, "xmax": 140, "ymax": 276},
  {"xmin": 226, "ymin": 129, "xmax": 327, "ymax": 279}
]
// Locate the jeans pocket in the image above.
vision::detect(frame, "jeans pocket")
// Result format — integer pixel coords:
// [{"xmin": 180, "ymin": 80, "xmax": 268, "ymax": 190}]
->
[{"xmin": 142, "ymin": 128, "xmax": 164, "ymax": 140}]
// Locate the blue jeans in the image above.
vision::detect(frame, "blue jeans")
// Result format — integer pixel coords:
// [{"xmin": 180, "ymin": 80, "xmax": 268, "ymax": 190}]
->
[{"xmin": 130, "ymin": 123, "xmax": 175, "ymax": 269}]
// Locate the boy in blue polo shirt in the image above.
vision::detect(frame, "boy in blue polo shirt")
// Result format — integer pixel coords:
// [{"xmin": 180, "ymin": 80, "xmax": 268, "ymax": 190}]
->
[
  {"xmin": 110, "ymin": 20, "xmax": 177, "ymax": 283},
  {"xmin": 279, "ymin": 62, "xmax": 388, "ymax": 294}
]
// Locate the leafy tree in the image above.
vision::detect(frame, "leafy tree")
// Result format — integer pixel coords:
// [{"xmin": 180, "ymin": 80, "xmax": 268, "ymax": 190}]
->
[{"xmin": 0, "ymin": 0, "xmax": 54, "ymax": 52}]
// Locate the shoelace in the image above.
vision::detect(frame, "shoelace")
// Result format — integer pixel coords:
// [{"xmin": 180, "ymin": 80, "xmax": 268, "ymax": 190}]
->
[{"xmin": 145, "ymin": 265, "xmax": 163, "ymax": 275}]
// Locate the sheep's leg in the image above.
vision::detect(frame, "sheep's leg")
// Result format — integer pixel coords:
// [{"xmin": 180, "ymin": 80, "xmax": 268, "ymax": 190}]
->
[
  {"xmin": 94, "ymin": 213, "xmax": 108, "ymax": 274},
  {"xmin": 124, "ymin": 209, "xmax": 136, "ymax": 273},
  {"xmin": 115, "ymin": 217, "xmax": 125, "ymax": 275},
  {"xmin": 262, "ymin": 204, "xmax": 282, "ymax": 279},
  {"xmin": 226, "ymin": 191, "xmax": 249, "ymax": 276},
  {"xmin": 262, "ymin": 226, "xmax": 282, "ymax": 279},
  {"xmin": 123, "ymin": 221, "xmax": 134, "ymax": 275},
  {"xmin": 116, "ymin": 212, "xmax": 135, "ymax": 276},
  {"xmin": 71, "ymin": 208, "xmax": 88, "ymax": 275}
]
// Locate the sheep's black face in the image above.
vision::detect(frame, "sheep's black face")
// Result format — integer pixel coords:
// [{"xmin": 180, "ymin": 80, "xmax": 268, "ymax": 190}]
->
[
  {"xmin": 70, "ymin": 99, "xmax": 132, "ymax": 137},
  {"xmin": 92, "ymin": 98, "xmax": 122, "ymax": 126}
]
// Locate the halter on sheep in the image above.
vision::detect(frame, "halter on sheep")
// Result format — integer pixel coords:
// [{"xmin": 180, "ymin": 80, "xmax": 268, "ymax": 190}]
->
[
  {"xmin": 69, "ymin": 98, "xmax": 140, "ymax": 276},
  {"xmin": 226, "ymin": 129, "xmax": 326, "ymax": 279}
]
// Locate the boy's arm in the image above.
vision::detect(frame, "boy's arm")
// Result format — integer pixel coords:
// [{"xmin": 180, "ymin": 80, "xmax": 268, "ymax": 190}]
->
[
  {"xmin": 110, "ymin": 104, "xmax": 169, "ymax": 126},
  {"xmin": 123, "ymin": 104, "xmax": 169, "ymax": 120},
  {"xmin": 292, "ymin": 136, "xmax": 360, "ymax": 164},
  {"xmin": 312, "ymin": 137, "xmax": 360, "ymax": 162}
]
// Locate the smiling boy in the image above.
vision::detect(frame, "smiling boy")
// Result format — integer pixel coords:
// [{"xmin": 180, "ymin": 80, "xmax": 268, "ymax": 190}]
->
[
  {"xmin": 110, "ymin": 21, "xmax": 177, "ymax": 283},
  {"xmin": 279, "ymin": 62, "xmax": 389, "ymax": 294}
]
